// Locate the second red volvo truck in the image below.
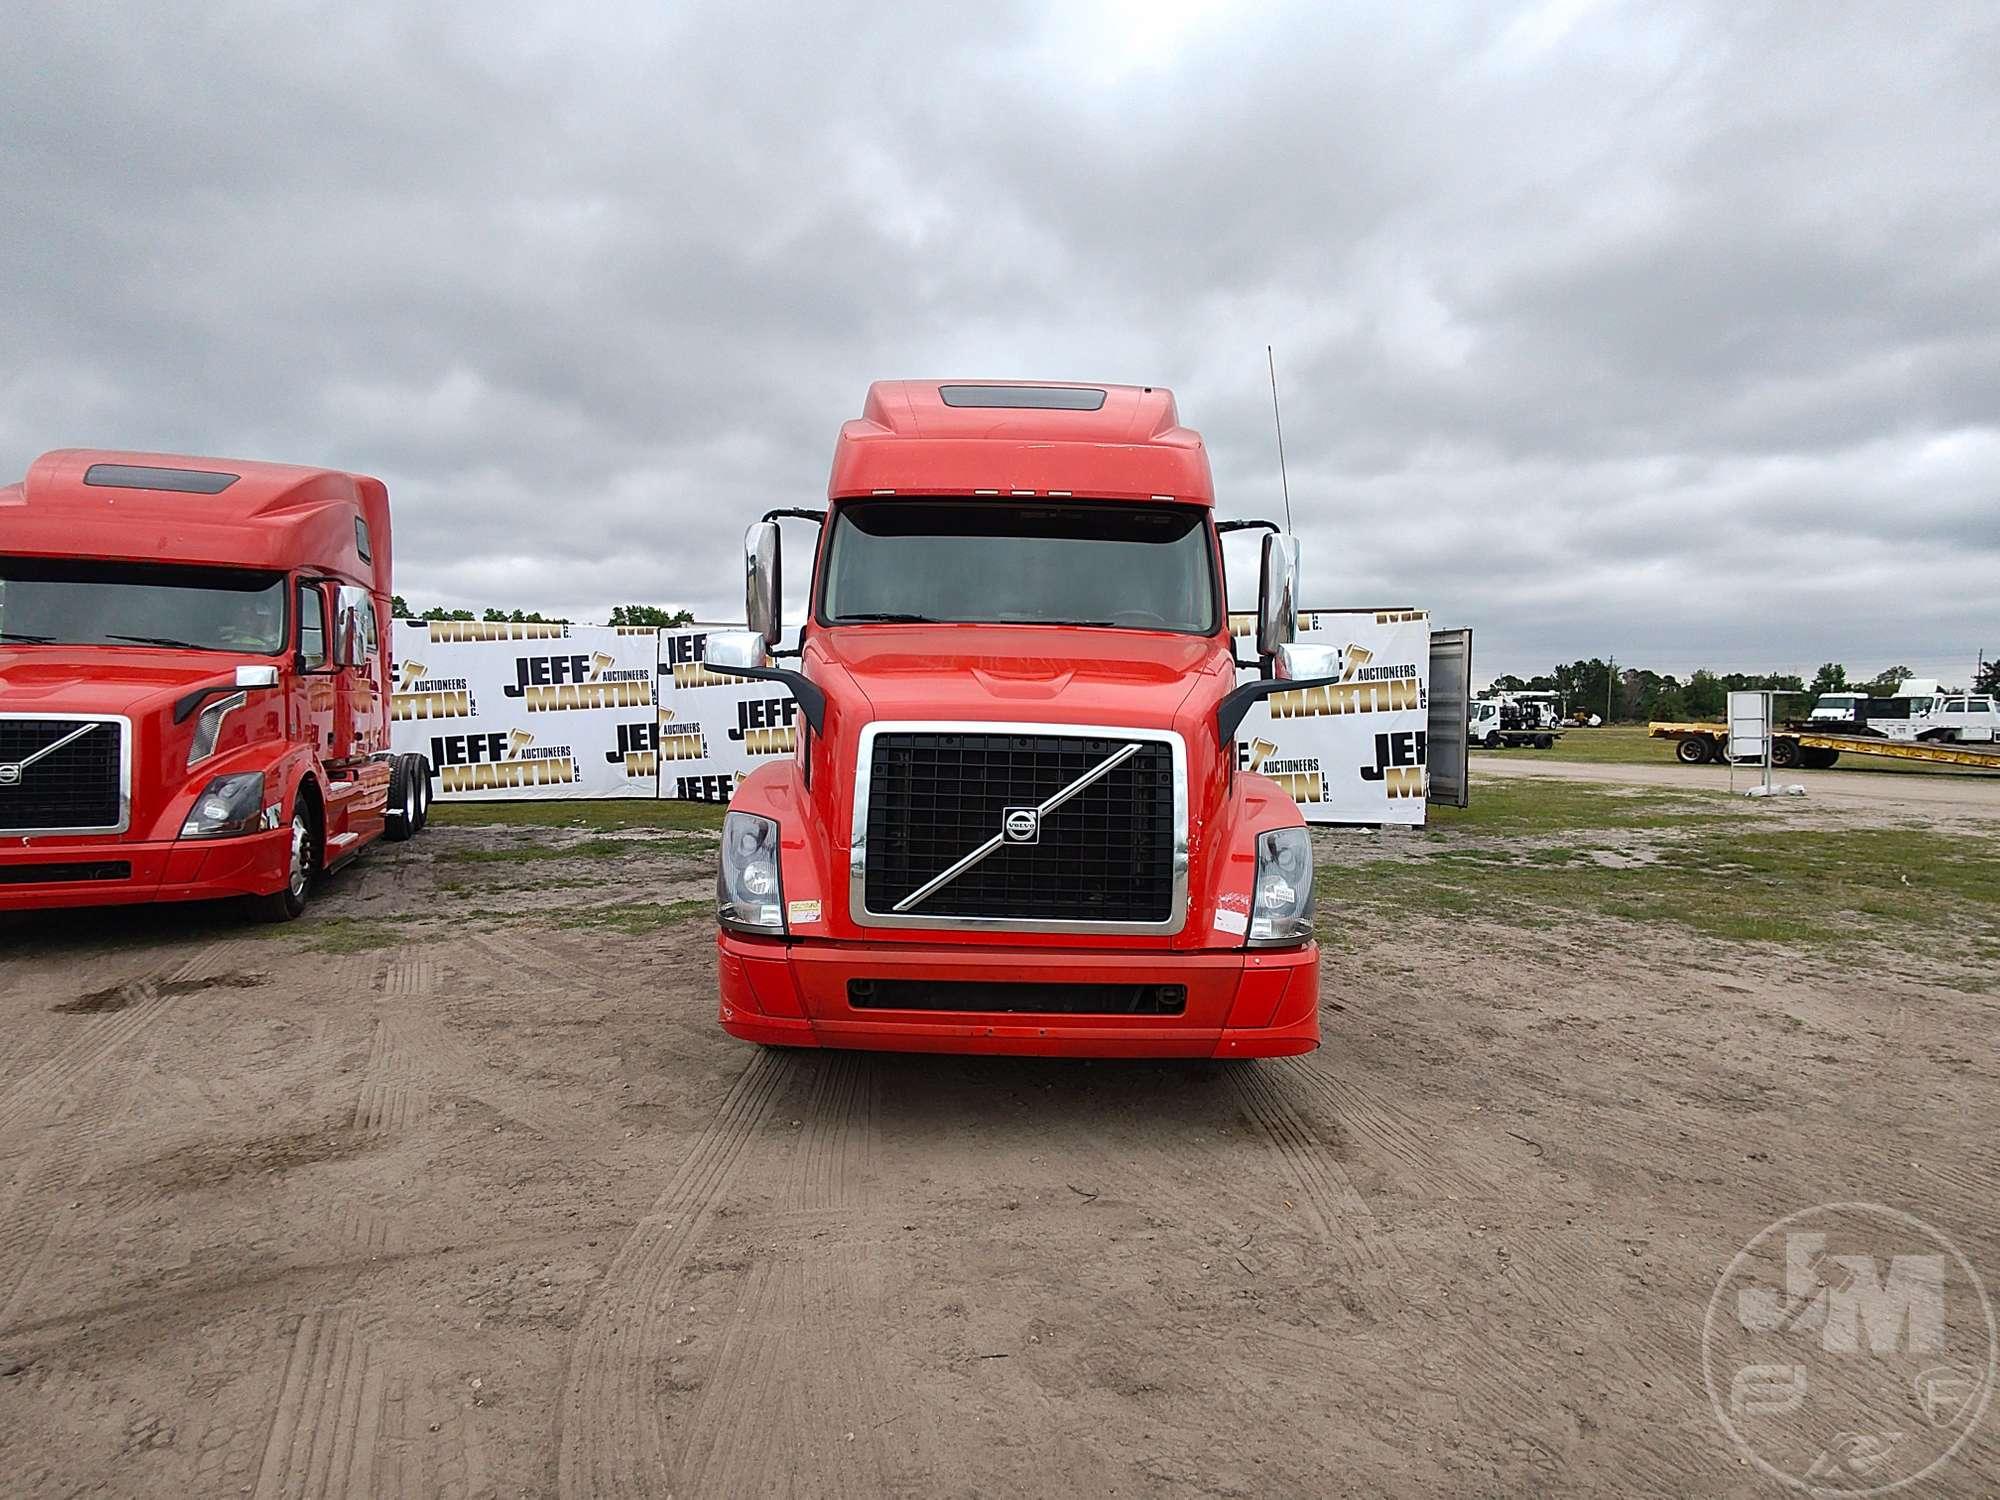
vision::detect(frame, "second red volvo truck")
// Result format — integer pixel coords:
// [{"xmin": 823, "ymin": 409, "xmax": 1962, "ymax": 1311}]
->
[
  {"xmin": 709, "ymin": 380, "xmax": 1360, "ymax": 1058},
  {"xmin": 0, "ymin": 450, "xmax": 432, "ymax": 919}
]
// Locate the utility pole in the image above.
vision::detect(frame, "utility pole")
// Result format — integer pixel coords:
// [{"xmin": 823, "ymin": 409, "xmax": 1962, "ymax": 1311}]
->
[{"xmin": 1607, "ymin": 655, "xmax": 1615, "ymax": 723}]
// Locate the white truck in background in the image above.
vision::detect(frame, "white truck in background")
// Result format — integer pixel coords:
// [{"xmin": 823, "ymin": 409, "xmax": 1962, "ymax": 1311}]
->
[
  {"xmin": 1879, "ymin": 692, "xmax": 1999, "ymax": 744},
  {"xmin": 1468, "ymin": 694, "xmax": 1563, "ymax": 750}
]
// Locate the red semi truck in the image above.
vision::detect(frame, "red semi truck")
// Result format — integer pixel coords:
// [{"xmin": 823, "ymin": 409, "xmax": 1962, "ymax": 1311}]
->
[
  {"xmin": 0, "ymin": 450, "xmax": 432, "ymax": 919},
  {"xmin": 708, "ymin": 381, "xmax": 1350, "ymax": 1059}
]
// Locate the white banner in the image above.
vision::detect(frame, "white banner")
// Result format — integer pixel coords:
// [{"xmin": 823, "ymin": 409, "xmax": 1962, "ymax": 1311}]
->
[
  {"xmin": 393, "ymin": 613, "xmax": 1432, "ymax": 824},
  {"xmin": 389, "ymin": 620, "xmax": 662, "ymax": 800},
  {"xmin": 651, "ymin": 625, "xmax": 804, "ymax": 804},
  {"xmin": 1231, "ymin": 608, "xmax": 1433, "ymax": 826}
]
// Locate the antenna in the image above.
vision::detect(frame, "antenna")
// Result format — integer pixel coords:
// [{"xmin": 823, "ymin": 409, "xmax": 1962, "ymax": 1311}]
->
[{"xmin": 1267, "ymin": 344, "xmax": 1293, "ymax": 532}]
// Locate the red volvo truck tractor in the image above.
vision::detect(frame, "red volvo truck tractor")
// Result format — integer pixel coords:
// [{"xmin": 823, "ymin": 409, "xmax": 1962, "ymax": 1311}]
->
[
  {"xmin": 708, "ymin": 380, "xmax": 1363, "ymax": 1058},
  {"xmin": 0, "ymin": 450, "xmax": 431, "ymax": 919}
]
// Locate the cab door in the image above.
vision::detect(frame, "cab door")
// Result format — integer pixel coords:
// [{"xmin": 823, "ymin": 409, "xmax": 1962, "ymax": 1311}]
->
[
  {"xmin": 331, "ymin": 585, "xmax": 387, "ymax": 764},
  {"xmin": 294, "ymin": 580, "xmax": 337, "ymax": 761},
  {"xmin": 1427, "ymin": 628, "xmax": 1472, "ymax": 808}
]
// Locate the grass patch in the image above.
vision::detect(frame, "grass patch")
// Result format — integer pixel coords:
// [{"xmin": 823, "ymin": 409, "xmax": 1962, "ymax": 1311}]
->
[
  {"xmin": 1476, "ymin": 723, "xmax": 2000, "ymax": 778},
  {"xmin": 1424, "ymin": 779, "xmax": 1730, "ymax": 836},
  {"xmin": 1475, "ymin": 725, "xmax": 1671, "ymax": 766},
  {"xmin": 289, "ymin": 916, "xmax": 422, "ymax": 953},
  {"xmin": 436, "ymin": 837, "xmax": 646, "ymax": 865},
  {"xmin": 1319, "ymin": 817, "xmax": 1999, "ymax": 950},
  {"xmin": 425, "ymin": 799, "xmax": 728, "ymax": 832},
  {"xmin": 555, "ymin": 899, "xmax": 711, "ymax": 935}
]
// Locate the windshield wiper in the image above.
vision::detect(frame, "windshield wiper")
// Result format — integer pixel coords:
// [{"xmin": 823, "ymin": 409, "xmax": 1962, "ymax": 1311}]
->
[
  {"xmin": 105, "ymin": 633, "xmax": 210, "ymax": 649},
  {"xmin": 835, "ymin": 612, "xmax": 940, "ymax": 623},
  {"xmin": 0, "ymin": 631, "xmax": 60, "ymax": 643}
]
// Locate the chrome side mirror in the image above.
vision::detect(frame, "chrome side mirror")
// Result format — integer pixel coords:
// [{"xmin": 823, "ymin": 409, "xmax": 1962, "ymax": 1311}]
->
[
  {"xmin": 235, "ymin": 664, "xmax": 280, "ymax": 689},
  {"xmin": 1274, "ymin": 641, "xmax": 1339, "ymax": 681},
  {"xmin": 1256, "ymin": 531, "xmax": 1300, "ymax": 658},
  {"xmin": 706, "ymin": 630, "xmax": 770, "ymax": 672},
  {"xmin": 745, "ymin": 521, "xmax": 781, "ymax": 648},
  {"xmin": 340, "ymin": 610, "xmax": 366, "ymax": 667}
]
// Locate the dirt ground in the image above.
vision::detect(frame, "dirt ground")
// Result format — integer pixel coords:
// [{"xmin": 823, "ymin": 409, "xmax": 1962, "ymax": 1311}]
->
[{"xmin": 1, "ymin": 789, "xmax": 1996, "ymax": 1497}]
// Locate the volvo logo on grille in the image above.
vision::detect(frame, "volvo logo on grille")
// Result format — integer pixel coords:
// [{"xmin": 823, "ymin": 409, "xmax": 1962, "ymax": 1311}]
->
[
  {"xmin": 1001, "ymin": 806, "xmax": 1040, "ymax": 844},
  {"xmin": 0, "ymin": 764, "xmax": 19, "ymax": 787}
]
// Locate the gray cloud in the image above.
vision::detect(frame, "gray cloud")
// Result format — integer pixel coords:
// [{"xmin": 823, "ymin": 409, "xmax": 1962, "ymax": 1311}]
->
[{"xmin": 3, "ymin": 0, "xmax": 1994, "ymax": 683}]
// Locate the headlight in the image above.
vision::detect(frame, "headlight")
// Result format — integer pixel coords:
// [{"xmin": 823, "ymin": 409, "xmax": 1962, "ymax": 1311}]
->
[
  {"xmin": 1247, "ymin": 826, "xmax": 1315, "ymax": 947},
  {"xmin": 718, "ymin": 811, "xmax": 786, "ymax": 934},
  {"xmin": 180, "ymin": 771, "xmax": 268, "ymax": 839}
]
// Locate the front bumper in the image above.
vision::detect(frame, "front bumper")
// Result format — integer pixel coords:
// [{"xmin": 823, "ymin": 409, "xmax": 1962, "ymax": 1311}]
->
[
  {"xmin": 717, "ymin": 931, "xmax": 1320, "ymax": 1058},
  {"xmin": 0, "ymin": 829, "xmax": 292, "ymax": 911}
]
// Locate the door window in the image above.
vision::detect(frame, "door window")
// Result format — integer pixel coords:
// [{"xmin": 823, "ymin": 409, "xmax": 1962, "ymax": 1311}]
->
[{"xmin": 298, "ymin": 584, "xmax": 327, "ymax": 669}]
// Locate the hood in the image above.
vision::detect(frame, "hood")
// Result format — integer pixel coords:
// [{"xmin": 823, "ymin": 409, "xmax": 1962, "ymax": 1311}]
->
[
  {"xmin": 806, "ymin": 623, "xmax": 1234, "ymax": 733},
  {"xmin": 0, "ymin": 646, "xmax": 255, "ymax": 717}
]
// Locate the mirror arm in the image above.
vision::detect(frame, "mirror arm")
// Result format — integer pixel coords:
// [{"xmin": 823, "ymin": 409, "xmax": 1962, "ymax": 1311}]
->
[
  {"xmin": 762, "ymin": 507, "xmax": 826, "ymax": 525},
  {"xmin": 705, "ymin": 663, "xmax": 827, "ymax": 736},
  {"xmin": 1216, "ymin": 519, "xmax": 1279, "ymax": 535},
  {"xmin": 1215, "ymin": 674, "xmax": 1341, "ymax": 746}
]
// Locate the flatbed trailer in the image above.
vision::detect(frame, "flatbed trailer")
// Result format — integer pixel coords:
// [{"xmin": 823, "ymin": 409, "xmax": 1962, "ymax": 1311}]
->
[{"xmin": 1649, "ymin": 721, "xmax": 2000, "ymax": 772}]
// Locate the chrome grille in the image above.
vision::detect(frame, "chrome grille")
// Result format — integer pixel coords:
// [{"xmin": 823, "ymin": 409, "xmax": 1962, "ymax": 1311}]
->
[
  {"xmin": 0, "ymin": 717, "xmax": 129, "ymax": 834},
  {"xmin": 852, "ymin": 723, "xmax": 1186, "ymax": 933}
]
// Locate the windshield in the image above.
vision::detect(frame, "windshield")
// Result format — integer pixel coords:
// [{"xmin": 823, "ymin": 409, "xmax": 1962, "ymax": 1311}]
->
[
  {"xmin": 819, "ymin": 499, "xmax": 1218, "ymax": 633},
  {"xmin": 0, "ymin": 557, "xmax": 289, "ymax": 652}
]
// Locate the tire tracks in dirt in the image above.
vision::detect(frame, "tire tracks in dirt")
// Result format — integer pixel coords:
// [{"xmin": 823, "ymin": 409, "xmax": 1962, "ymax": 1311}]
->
[
  {"xmin": 349, "ymin": 1016, "xmax": 432, "ymax": 1141},
  {"xmin": 557, "ymin": 1047, "xmax": 792, "ymax": 1497},
  {"xmin": 253, "ymin": 1305, "xmax": 386, "ymax": 1500},
  {"xmin": 675, "ymin": 1051, "xmax": 927, "ymax": 1497},
  {"xmin": 246, "ymin": 1303, "xmax": 490, "ymax": 1500},
  {"xmin": 1226, "ymin": 1061, "xmax": 1407, "ymax": 1286},
  {"xmin": 0, "ymin": 949, "xmax": 204, "ymax": 1333},
  {"xmin": 1282, "ymin": 1053, "xmax": 1506, "ymax": 1203}
]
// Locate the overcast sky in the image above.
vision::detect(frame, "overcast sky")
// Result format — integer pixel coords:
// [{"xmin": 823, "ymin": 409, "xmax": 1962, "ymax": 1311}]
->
[{"xmin": 4, "ymin": 1, "xmax": 1994, "ymax": 683}]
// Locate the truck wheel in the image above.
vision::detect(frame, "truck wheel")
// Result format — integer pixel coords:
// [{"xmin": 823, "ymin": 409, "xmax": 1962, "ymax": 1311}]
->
[
  {"xmin": 412, "ymin": 758, "xmax": 432, "ymax": 831},
  {"xmin": 1675, "ymin": 736, "xmax": 1710, "ymax": 764},
  {"xmin": 1771, "ymin": 738, "xmax": 1799, "ymax": 767},
  {"xmin": 1534, "ymin": 734, "xmax": 1553, "ymax": 749},
  {"xmin": 1484, "ymin": 731, "xmax": 1502, "ymax": 749},
  {"xmin": 384, "ymin": 755, "xmax": 419, "ymax": 843},
  {"xmin": 248, "ymin": 804, "xmax": 316, "ymax": 922}
]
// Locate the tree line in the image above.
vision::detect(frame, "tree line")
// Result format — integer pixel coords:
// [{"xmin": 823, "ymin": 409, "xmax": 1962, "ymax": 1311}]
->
[
  {"xmin": 388, "ymin": 598, "xmax": 694, "ymax": 629},
  {"xmin": 1486, "ymin": 656, "xmax": 1999, "ymax": 723}
]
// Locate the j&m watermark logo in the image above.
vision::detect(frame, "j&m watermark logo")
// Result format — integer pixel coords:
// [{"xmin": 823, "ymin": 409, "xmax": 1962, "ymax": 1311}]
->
[{"xmin": 1702, "ymin": 1202, "xmax": 1994, "ymax": 1493}]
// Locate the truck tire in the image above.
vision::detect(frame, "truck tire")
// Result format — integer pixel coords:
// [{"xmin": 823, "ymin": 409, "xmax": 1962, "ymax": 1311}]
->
[
  {"xmin": 1484, "ymin": 731, "xmax": 1502, "ymax": 749},
  {"xmin": 248, "ymin": 802, "xmax": 317, "ymax": 923},
  {"xmin": 1675, "ymin": 736, "xmax": 1710, "ymax": 765},
  {"xmin": 412, "ymin": 757, "xmax": 432, "ymax": 831},
  {"xmin": 1534, "ymin": 734, "xmax": 1553, "ymax": 749},
  {"xmin": 384, "ymin": 754, "xmax": 420, "ymax": 842},
  {"xmin": 1771, "ymin": 738, "xmax": 1799, "ymax": 768}
]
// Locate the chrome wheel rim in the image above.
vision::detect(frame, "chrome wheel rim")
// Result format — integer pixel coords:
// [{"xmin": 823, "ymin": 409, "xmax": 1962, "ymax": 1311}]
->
[{"xmin": 288, "ymin": 813, "xmax": 310, "ymax": 899}]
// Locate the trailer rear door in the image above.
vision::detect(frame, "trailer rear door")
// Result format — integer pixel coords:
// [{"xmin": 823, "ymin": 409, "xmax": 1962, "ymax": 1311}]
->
[{"xmin": 1428, "ymin": 628, "xmax": 1471, "ymax": 808}]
